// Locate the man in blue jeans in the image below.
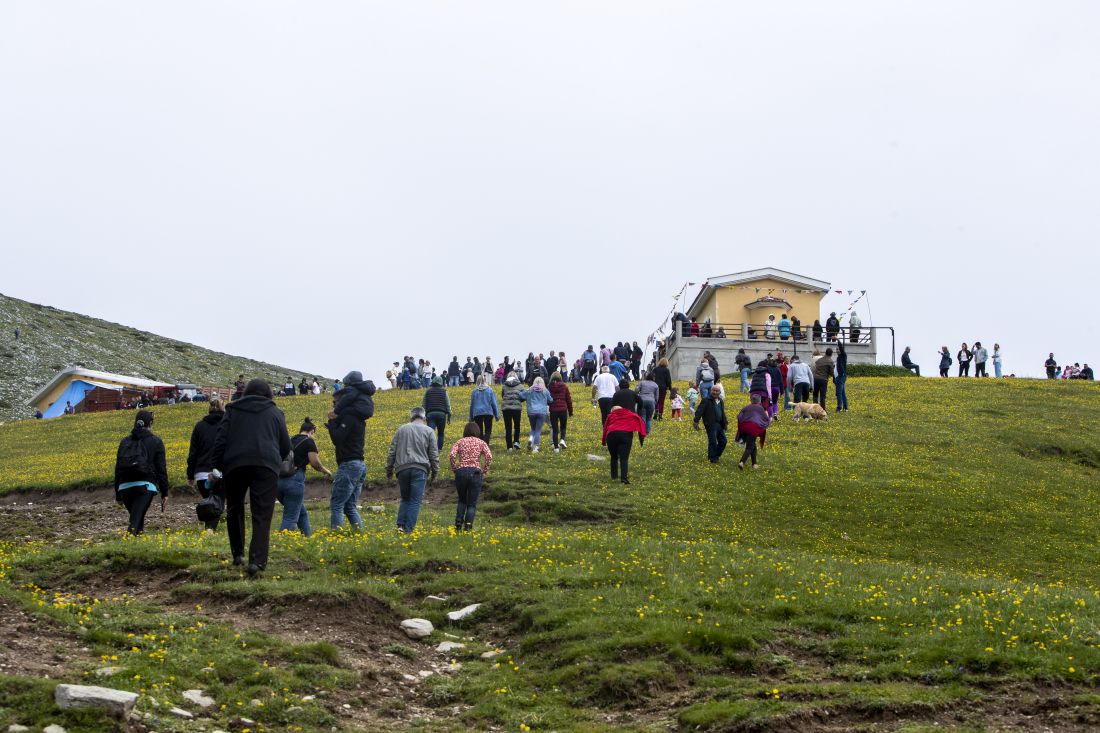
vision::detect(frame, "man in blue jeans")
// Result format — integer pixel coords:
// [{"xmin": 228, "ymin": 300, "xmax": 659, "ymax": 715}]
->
[
  {"xmin": 692, "ymin": 385, "xmax": 728, "ymax": 464},
  {"xmin": 834, "ymin": 344, "xmax": 849, "ymax": 412},
  {"xmin": 326, "ymin": 371, "xmax": 376, "ymax": 529},
  {"xmin": 385, "ymin": 407, "xmax": 439, "ymax": 533}
]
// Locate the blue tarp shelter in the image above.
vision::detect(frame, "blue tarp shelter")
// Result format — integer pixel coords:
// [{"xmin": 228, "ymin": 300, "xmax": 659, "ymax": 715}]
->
[{"xmin": 41, "ymin": 380, "xmax": 118, "ymax": 418}]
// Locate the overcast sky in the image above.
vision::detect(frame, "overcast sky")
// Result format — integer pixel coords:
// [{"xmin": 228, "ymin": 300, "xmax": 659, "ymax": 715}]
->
[{"xmin": 2, "ymin": 2, "xmax": 1097, "ymax": 382}]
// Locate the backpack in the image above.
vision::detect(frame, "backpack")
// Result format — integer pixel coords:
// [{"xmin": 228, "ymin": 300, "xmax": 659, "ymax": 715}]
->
[
  {"xmin": 699, "ymin": 366, "xmax": 715, "ymax": 382},
  {"xmin": 117, "ymin": 436, "xmax": 153, "ymax": 483},
  {"xmin": 279, "ymin": 436, "xmax": 308, "ymax": 478}
]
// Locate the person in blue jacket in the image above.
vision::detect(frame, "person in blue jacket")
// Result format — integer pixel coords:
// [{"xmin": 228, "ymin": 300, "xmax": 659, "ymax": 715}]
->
[
  {"xmin": 608, "ymin": 358, "xmax": 629, "ymax": 381},
  {"xmin": 519, "ymin": 377, "xmax": 554, "ymax": 453},
  {"xmin": 469, "ymin": 375, "xmax": 502, "ymax": 444}
]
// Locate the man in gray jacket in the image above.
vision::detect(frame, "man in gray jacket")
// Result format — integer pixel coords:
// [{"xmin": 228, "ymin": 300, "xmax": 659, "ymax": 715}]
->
[{"xmin": 385, "ymin": 407, "xmax": 440, "ymax": 533}]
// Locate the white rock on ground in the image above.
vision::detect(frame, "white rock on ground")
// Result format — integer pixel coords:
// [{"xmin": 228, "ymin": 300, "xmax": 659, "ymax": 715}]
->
[
  {"xmin": 43, "ymin": 726, "xmax": 67, "ymax": 733},
  {"xmin": 8, "ymin": 725, "xmax": 30, "ymax": 732},
  {"xmin": 480, "ymin": 650, "xmax": 503, "ymax": 659},
  {"xmin": 425, "ymin": 595, "xmax": 447, "ymax": 602},
  {"xmin": 435, "ymin": 641, "xmax": 465, "ymax": 653},
  {"xmin": 586, "ymin": 454, "xmax": 606, "ymax": 461},
  {"xmin": 446, "ymin": 604, "xmax": 481, "ymax": 621},
  {"xmin": 93, "ymin": 667, "xmax": 118, "ymax": 678},
  {"xmin": 401, "ymin": 618, "xmax": 434, "ymax": 639},
  {"xmin": 182, "ymin": 689, "xmax": 216, "ymax": 708},
  {"xmin": 169, "ymin": 707, "xmax": 194, "ymax": 719},
  {"xmin": 54, "ymin": 684, "xmax": 138, "ymax": 718}
]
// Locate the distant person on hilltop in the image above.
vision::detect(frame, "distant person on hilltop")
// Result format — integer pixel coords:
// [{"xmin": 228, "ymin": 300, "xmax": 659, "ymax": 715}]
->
[
  {"xmin": 326, "ymin": 371, "xmax": 375, "ymax": 530},
  {"xmin": 972, "ymin": 342, "xmax": 989, "ymax": 378},
  {"xmin": 187, "ymin": 398, "xmax": 226, "ymax": 534},
  {"xmin": 849, "ymin": 312, "xmax": 862, "ymax": 343},
  {"xmin": 212, "ymin": 379, "xmax": 291, "ymax": 577},
  {"xmin": 114, "ymin": 410, "xmax": 169, "ymax": 535},
  {"xmin": 902, "ymin": 346, "xmax": 920, "ymax": 376},
  {"xmin": 957, "ymin": 343, "xmax": 973, "ymax": 377},
  {"xmin": 63, "ymin": 401, "xmax": 74, "ymax": 415},
  {"xmin": 764, "ymin": 314, "xmax": 777, "ymax": 340},
  {"xmin": 812, "ymin": 319, "xmax": 823, "ymax": 342},
  {"xmin": 1045, "ymin": 353, "xmax": 1058, "ymax": 379},
  {"xmin": 992, "ymin": 345, "xmax": 1003, "ymax": 378},
  {"xmin": 825, "ymin": 312, "xmax": 840, "ymax": 342},
  {"xmin": 233, "ymin": 375, "xmax": 245, "ymax": 401},
  {"xmin": 1079, "ymin": 363, "xmax": 1094, "ymax": 380},
  {"xmin": 938, "ymin": 347, "xmax": 952, "ymax": 378},
  {"xmin": 448, "ymin": 356, "xmax": 461, "ymax": 387}
]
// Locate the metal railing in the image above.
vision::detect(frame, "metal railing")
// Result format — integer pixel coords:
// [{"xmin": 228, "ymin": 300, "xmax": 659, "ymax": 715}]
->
[{"xmin": 663, "ymin": 323, "xmax": 896, "ymax": 365}]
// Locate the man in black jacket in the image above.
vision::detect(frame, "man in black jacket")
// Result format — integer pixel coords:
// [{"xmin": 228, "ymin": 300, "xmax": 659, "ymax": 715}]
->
[
  {"xmin": 693, "ymin": 386, "xmax": 728, "ymax": 463},
  {"xmin": 212, "ymin": 379, "xmax": 292, "ymax": 576},
  {"xmin": 114, "ymin": 410, "xmax": 170, "ymax": 535},
  {"xmin": 326, "ymin": 371, "xmax": 376, "ymax": 530}
]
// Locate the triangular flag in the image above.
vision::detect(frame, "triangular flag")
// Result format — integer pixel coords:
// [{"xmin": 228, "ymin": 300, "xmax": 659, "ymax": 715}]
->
[
  {"xmin": 835, "ymin": 290, "xmax": 843, "ymax": 294},
  {"xmin": 847, "ymin": 290, "xmax": 853, "ymax": 295},
  {"xmin": 860, "ymin": 290, "xmax": 866, "ymax": 294}
]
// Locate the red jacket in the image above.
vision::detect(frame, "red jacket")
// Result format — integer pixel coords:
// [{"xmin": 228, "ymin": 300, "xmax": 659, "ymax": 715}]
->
[
  {"xmin": 779, "ymin": 362, "xmax": 789, "ymax": 388},
  {"xmin": 548, "ymin": 380, "xmax": 573, "ymax": 415},
  {"xmin": 602, "ymin": 407, "xmax": 647, "ymax": 444}
]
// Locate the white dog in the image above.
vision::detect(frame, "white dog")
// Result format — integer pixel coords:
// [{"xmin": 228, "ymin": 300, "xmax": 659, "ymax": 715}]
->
[{"xmin": 792, "ymin": 401, "xmax": 829, "ymax": 421}]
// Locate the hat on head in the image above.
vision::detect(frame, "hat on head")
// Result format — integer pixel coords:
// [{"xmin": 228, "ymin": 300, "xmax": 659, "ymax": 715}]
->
[{"xmin": 343, "ymin": 371, "xmax": 363, "ymax": 384}]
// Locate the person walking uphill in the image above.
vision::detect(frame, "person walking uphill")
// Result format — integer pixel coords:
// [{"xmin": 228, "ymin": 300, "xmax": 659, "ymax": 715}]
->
[
  {"xmin": 500, "ymin": 371, "xmax": 524, "ymax": 450},
  {"xmin": 326, "ymin": 371, "xmax": 376, "ymax": 530},
  {"xmin": 115, "ymin": 410, "xmax": 170, "ymax": 535},
  {"xmin": 469, "ymin": 375, "xmax": 501, "ymax": 444},
  {"xmin": 601, "ymin": 405, "xmax": 647, "ymax": 484},
  {"xmin": 736, "ymin": 395, "xmax": 771, "ymax": 470},
  {"xmin": 277, "ymin": 417, "xmax": 332, "ymax": 537},
  {"xmin": 652, "ymin": 357, "xmax": 673, "ymax": 419},
  {"xmin": 449, "ymin": 422, "xmax": 493, "ymax": 531},
  {"xmin": 787, "ymin": 356, "xmax": 812, "ymax": 404},
  {"xmin": 592, "ymin": 366, "xmax": 620, "ymax": 425},
  {"xmin": 519, "ymin": 377, "xmax": 554, "ymax": 452},
  {"xmin": 547, "ymin": 373, "xmax": 573, "ymax": 451},
  {"xmin": 422, "ymin": 377, "xmax": 453, "ymax": 450},
  {"xmin": 812, "ymin": 348, "xmax": 834, "ymax": 408},
  {"xmin": 693, "ymin": 386, "xmax": 728, "ymax": 464},
  {"xmin": 385, "ymin": 408, "xmax": 439, "ymax": 533},
  {"xmin": 211, "ymin": 380, "xmax": 292, "ymax": 576},
  {"xmin": 186, "ymin": 399, "xmax": 225, "ymax": 533}
]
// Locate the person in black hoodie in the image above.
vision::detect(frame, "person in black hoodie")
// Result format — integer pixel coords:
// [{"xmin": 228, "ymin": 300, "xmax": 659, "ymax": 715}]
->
[
  {"xmin": 186, "ymin": 398, "xmax": 225, "ymax": 532},
  {"xmin": 114, "ymin": 410, "xmax": 169, "ymax": 535},
  {"xmin": 211, "ymin": 379, "xmax": 291, "ymax": 576},
  {"xmin": 326, "ymin": 370, "xmax": 376, "ymax": 530}
]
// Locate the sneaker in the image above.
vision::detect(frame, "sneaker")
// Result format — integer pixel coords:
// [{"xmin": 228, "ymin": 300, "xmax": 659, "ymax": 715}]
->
[
  {"xmin": 232, "ymin": 555, "xmax": 245, "ymax": 566},
  {"xmin": 738, "ymin": 462, "xmax": 744, "ymax": 470},
  {"xmin": 533, "ymin": 446, "xmax": 540, "ymax": 453},
  {"xmin": 559, "ymin": 439, "xmax": 567, "ymax": 449},
  {"xmin": 752, "ymin": 464, "xmax": 760, "ymax": 470},
  {"xmin": 621, "ymin": 478, "xmax": 630, "ymax": 485},
  {"xmin": 513, "ymin": 441, "xmax": 520, "ymax": 450},
  {"xmin": 554, "ymin": 447, "xmax": 561, "ymax": 453}
]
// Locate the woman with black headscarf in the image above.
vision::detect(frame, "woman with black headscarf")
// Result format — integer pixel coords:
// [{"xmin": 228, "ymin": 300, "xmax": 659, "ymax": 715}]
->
[
  {"xmin": 212, "ymin": 379, "xmax": 292, "ymax": 576},
  {"xmin": 114, "ymin": 410, "xmax": 169, "ymax": 535}
]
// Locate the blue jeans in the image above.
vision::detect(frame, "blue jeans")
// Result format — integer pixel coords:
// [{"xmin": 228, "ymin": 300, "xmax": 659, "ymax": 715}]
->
[
  {"xmin": 699, "ymin": 380, "xmax": 714, "ymax": 398},
  {"xmin": 706, "ymin": 424, "xmax": 727, "ymax": 463},
  {"xmin": 277, "ymin": 470, "xmax": 312, "ymax": 536},
  {"xmin": 639, "ymin": 400, "xmax": 655, "ymax": 435},
  {"xmin": 454, "ymin": 467, "xmax": 483, "ymax": 530},
  {"xmin": 426, "ymin": 411, "xmax": 447, "ymax": 450},
  {"xmin": 740, "ymin": 368, "xmax": 750, "ymax": 392},
  {"xmin": 396, "ymin": 467, "xmax": 428, "ymax": 533},
  {"xmin": 835, "ymin": 374, "xmax": 848, "ymax": 411},
  {"xmin": 448, "ymin": 375, "xmax": 461, "ymax": 387},
  {"xmin": 994, "ymin": 361, "xmax": 1002, "ymax": 378},
  {"xmin": 331, "ymin": 460, "xmax": 365, "ymax": 529},
  {"xmin": 783, "ymin": 386, "xmax": 791, "ymax": 410},
  {"xmin": 528, "ymin": 413, "xmax": 547, "ymax": 448}
]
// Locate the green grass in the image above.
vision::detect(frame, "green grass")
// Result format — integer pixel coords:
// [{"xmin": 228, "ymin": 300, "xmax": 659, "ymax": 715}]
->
[{"xmin": 1, "ymin": 376, "xmax": 1099, "ymax": 730}]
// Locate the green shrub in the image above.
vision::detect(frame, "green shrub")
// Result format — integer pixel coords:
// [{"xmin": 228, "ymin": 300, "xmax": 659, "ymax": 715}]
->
[{"xmin": 848, "ymin": 363, "xmax": 916, "ymax": 378}]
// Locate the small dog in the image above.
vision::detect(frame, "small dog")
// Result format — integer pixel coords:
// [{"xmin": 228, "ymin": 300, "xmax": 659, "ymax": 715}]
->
[{"xmin": 792, "ymin": 402, "xmax": 829, "ymax": 421}]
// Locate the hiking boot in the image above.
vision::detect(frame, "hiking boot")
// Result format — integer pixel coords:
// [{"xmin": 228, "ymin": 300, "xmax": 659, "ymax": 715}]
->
[
  {"xmin": 246, "ymin": 563, "xmax": 263, "ymax": 577},
  {"xmin": 233, "ymin": 555, "xmax": 245, "ymax": 566}
]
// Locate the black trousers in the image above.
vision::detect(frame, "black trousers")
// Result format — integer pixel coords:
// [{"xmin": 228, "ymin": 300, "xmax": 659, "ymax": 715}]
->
[
  {"xmin": 502, "ymin": 409, "xmax": 521, "ymax": 447},
  {"xmin": 606, "ymin": 431, "xmax": 633, "ymax": 481},
  {"xmin": 813, "ymin": 378, "xmax": 829, "ymax": 408},
  {"xmin": 118, "ymin": 487, "xmax": 155, "ymax": 535},
  {"xmin": 958, "ymin": 361, "xmax": 970, "ymax": 377},
  {"xmin": 474, "ymin": 415, "xmax": 494, "ymax": 444},
  {"xmin": 550, "ymin": 412, "xmax": 568, "ymax": 447},
  {"xmin": 598, "ymin": 397, "xmax": 614, "ymax": 425},
  {"xmin": 740, "ymin": 434, "xmax": 758, "ymax": 466},
  {"xmin": 225, "ymin": 466, "xmax": 278, "ymax": 569},
  {"xmin": 974, "ymin": 361, "xmax": 986, "ymax": 377},
  {"xmin": 582, "ymin": 364, "xmax": 595, "ymax": 385},
  {"xmin": 793, "ymin": 382, "xmax": 810, "ymax": 403}
]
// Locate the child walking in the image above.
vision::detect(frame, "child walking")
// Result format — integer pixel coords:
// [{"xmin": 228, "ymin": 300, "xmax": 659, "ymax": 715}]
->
[
  {"xmin": 448, "ymin": 422, "xmax": 493, "ymax": 531},
  {"xmin": 735, "ymin": 395, "xmax": 770, "ymax": 470},
  {"xmin": 669, "ymin": 387, "xmax": 684, "ymax": 421},
  {"xmin": 686, "ymin": 382, "xmax": 700, "ymax": 413}
]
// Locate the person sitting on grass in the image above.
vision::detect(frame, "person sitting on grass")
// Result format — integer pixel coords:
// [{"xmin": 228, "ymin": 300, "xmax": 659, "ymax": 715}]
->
[
  {"xmin": 601, "ymin": 405, "xmax": 647, "ymax": 485},
  {"xmin": 736, "ymin": 395, "xmax": 771, "ymax": 470},
  {"xmin": 449, "ymin": 422, "xmax": 493, "ymax": 531}
]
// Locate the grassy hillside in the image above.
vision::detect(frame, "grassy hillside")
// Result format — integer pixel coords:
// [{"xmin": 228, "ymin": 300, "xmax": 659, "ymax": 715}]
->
[
  {"xmin": 0, "ymin": 377, "xmax": 1099, "ymax": 731},
  {"xmin": 0, "ymin": 291, "xmax": 323, "ymax": 423}
]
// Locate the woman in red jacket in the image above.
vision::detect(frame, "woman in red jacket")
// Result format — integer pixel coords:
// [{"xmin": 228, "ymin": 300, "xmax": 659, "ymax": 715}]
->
[
  {"xmin": 547, "ymin": 373, "xmax": 574, "ymax": 452},
  {"xmin": 600, "ymin": 405, "xmax": 647, "ymax": 485}
]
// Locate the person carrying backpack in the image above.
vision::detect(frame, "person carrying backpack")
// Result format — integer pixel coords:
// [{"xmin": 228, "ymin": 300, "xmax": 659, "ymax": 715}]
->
[
  {"xmin": 696, "ymin": 356, "xmax": 716, "ymax": 397},
  {"xmin": 326, "ymin": 371, "xmax": 376, "ymax": 530},
  {"xmin": 114, "ymin": 410, "xmax": 169, "ymax": 535},
  {"xmin": 187, "ymin": 398, "xmax": 225, "ymax": 533},
  {"xmin": 212, "ymin": 379, "xmax": 292, "ymax": 576}
]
